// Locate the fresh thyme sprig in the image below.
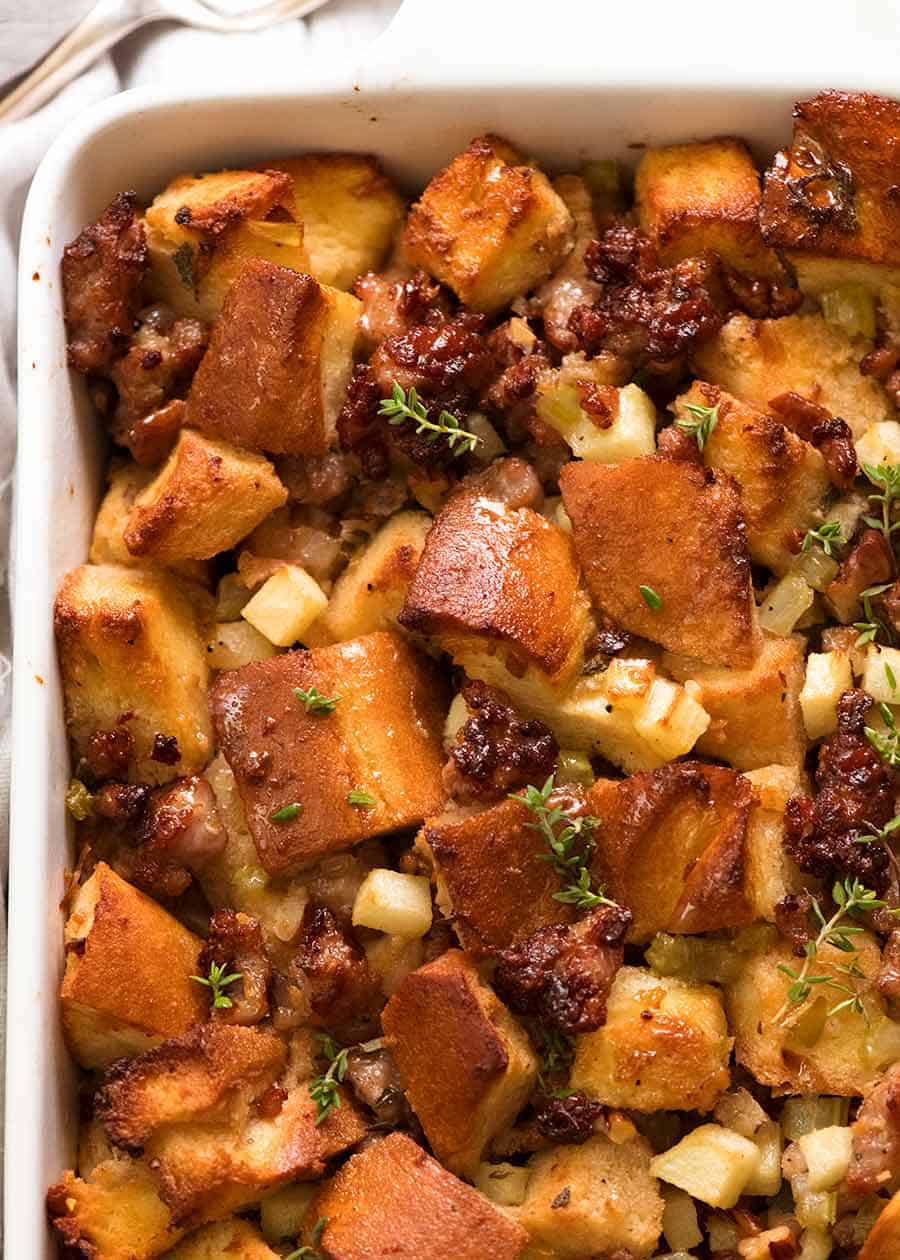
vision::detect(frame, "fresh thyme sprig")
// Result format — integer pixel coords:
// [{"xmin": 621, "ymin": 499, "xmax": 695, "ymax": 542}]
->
[
  {"xmin": 776, "ymin": 878, "xmax": 898, "ymax": 1024},
  {"xmin": 191, "ymin": 960, "xmax": 243, "ymax": 1010},
  {"xmin": 293, "ymin": 685, "xmax": 340, "ymax": 714},
  {"xmin": 378, "ymin": 382, "xmax": 481, "ymax": 456},
  {"xmin": 866, "ymin": 702, "xmax": 900, "ymax": 767},
  {"xmin": 676, "ymin": 400, "xmax": 719, "ymax": 452},
  {"xmin": 856, "ymin": 814, "xmax": 900, "ymax": 846},
  {"xmin": 802, "ymin": 521, "xmax": 845, "ymax": 558},
  {"xmin": 284, "ymin": 1218, "xmax": 329, "ymax": 1260},
  {"xmin": 862, "ymin": 462, "xmax": 900, "ymax": 541},
  {"xmin": 513, "ymin": 777, "xmax": 618, "ymax": 911},
  {"xmin": 309, "ymin": 1035, "xmax": 349, "ymax": 1125},
  {"xmin": 537, "ymin": 1027, "xmax": 575, "ymax": 1090},
  {"xmin": 853, "ymin": 583, "xmax": 893, "ymax": 648}
]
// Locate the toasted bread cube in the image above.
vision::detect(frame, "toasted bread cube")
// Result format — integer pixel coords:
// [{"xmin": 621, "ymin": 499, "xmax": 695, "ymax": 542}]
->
[
  {"xmin": 400, "ymin": 491, "xmax": 592, "ymax": 688},
  {"xmin": 269, "ymin": 154, "xmax": 403, "ymax": 290},
  {"xmin": 516, "ymin": 1134, "xmax": 664, "ymax": 1258},
  {"xmin": 184, "ymin": 260, "xmax": 360, "ymax": 456},
  {"xmin": 94, "ymin": 1023, "xmax": 286, "ymax": 1151},
  {"xmin": 802, "ymin": 649, "xmax": 854, "ymax": 739},
  {"xmin": 420, "ymin": 798, "xmax": 572, "ymax": 955},
  {"xmin": 637, "ymin": 138, "xmax": 785, "ymax": 280},
  {"xmin": 319, "ymin": 511, "xmax": 432, "ymax": 643},
  {"xmin": 60, "ymin": 864, "xmax": 205, "ymax": 1069},
  {"xmin": 352, "ymin": 870, "xmax": 433, "ymax": 937},
  {"xmin": 403, "ymin": 135, "xmax": 574, "ymax": 313},
  {"xmin": 535, "ymin": 356, "xmax": 657, "ymax": 463},
  {"xmin": 48, "ymin": 1159, "xmax": 183, "ymax": 1260},
  {"xmin": 210, "ymin": 631, "xmax": 447, "ymax": 874},
  {"xmin": 742, "ymin": 764, "xmax": 806, "ymax": 921},
  {"xmin": 650, "ymin": 1124, "xmax": 760, "ymax": 1210},
  {"xmin": 382, "ymin": 950, "xmax": 538, "ymax": 1177},
  {"xmin": 161, "ymin": 1219, "xmax": 279, "ymax": 1260},
  {"xmin": 145, "ymin": 168, "xmax": 309, "ymax": 321},
  {"xmin": 122, "ymin": 430, "xmax": 286, "ymax": 563},
  {"xmin": 310, "ymin": 1132, "xmax": 529, "ymax": 1260},
  {"xmin": 571, "ymin": 966, "xmax": 731, "ymax": 1112},
  {"xmin": 675, "ymin": 383, "xmax": 830, "ymax": 575},
  {"xmin": 860, "ymin": 1191, "xmax": 900, "ymax": 1260},
  {"xmin": 561, "ymin": 455, "xmax": 758, "ymax": 668},
  {"xmin": 662, "ymin": 634, "xmax": 807, "ymax": 770},
  {"xmin": 726, "ymin": 931, "xmax": 885, "ymax": 1095},
  {"xmin": 54, "ymin": 564, "xmax": 212, "ymax": 784},
  {"xmin": 241, "ymin": 564, "xmax": 327, "ymax": 647},
  {"xmin": 760, "ymin": 92, "xmax": 900, "ymax": 321},
  {"xmin": 857, "ymin": 420, "xmax": 900, "ymax": 468},
  {"xmin": 588, "ymin": 763, "xmax": 757, "ymax": 942},
  {"xmin": 693, "ymin": 313, "xmax": 893, "ymax": 439}
]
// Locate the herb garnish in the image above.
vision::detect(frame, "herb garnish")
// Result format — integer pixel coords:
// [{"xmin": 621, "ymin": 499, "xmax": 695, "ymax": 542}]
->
[
  {"xmin": 802, "ymin": 521, "xmax": 845, "ymax": 558},
  {"xmin": 347, "ymin": 790, "xmax": 377, "ymax": 808},
  {"xmin": 853, "ymin": 583, "xmax": 893, "ymax": 648},
  {"xmin": 856, "ymin": 814, "xmax": 900, "ymax": 846},
  {"xmin": 65, "ymin": 778, "xmax": 94, "ymax": 821},
  {"xmin": 271, "ymin": 802, "xmax": 303, "ymax": 822},
  {"xmin": 538, "ymin": 1027, "xmax": 575, "ymax": 1090},
  {"xmin": 513, "ymin": 777, "xmax": 618, "ymax": 911},
  {"xmin": 862, "ymin": 462, "xmax": 900, "ymax": 541},
  {"xmin": 866, "ymin": 703, "xmax": 900, "ymax": 766},
  {"xmin": 284, "ymin": 1218, "xmax": 329, "ymax": 1260},
  {"xmin": 887, "ymin": 663, "xmax": 898, "ymax": 693},
  {"xmin": 639, "ymin": 584, "xmax": 663, "ymax": 611},
  {"xmin": 172, "ymin": 242, "xmax": 195, "ymax": 291},
  {"xmin": 676, "ymin": 400, "xmax": 719, "ymax": 452},
  {"xmin": 191, "ymin": 960, "xmax": 243, "ymax": 1009},
  {"xmin": 776, "ymin": 878, "xmax": 899, "ymax": 1024},
  {"xmin": 309, "ymin": 1035, "xmax": 349, "ymax": 1125},
  {"xmin": 293, "ymin": 685, "xmax": 340, "ymax": 715},
  {"xmin": 378, "ymin": 382, "xmax": 481, "ymax": 456}
]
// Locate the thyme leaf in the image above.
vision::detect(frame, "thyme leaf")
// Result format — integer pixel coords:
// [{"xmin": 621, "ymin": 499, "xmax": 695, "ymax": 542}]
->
[
  {"xmin": 378, "ymin": 382, "xmax": 481, "ymax": 456},
  {"xmin": 191, "ymin": 960, "xmax": 243, "ymax": 1009}
]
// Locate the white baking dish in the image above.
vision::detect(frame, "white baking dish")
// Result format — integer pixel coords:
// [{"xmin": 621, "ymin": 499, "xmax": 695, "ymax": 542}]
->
[{"xmin": 9, "ymin": 4, "xmax": 900, "ymax": 1253}]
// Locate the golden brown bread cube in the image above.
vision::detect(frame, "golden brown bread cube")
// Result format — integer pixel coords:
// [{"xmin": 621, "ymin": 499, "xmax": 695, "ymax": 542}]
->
[
  {"xmin": 674, "ymin": 382, "xmax": 831, "ymax": 575},
  {"xmin": 860, "ymin": 1191, "xmax": 900, "ymax": 1260},
  {"xmin": 571, "ymin": 966, "xmax": 732, "ymax": 1112},
  {"xmin": 742, "ymin": 764, "xmax": 808, "ymax": 922},
  {"xmin": 760, "ymin": 91, "xmax": 900, "ymax": 316},
  {"xmin": 95, "ymin": 1023, "xmax": 286, "ymax": 1152},
  {"xmin": 661, "ymin": 633, "xmax": 808, "ymax": 771},
  {"xmin": 54, "ymin": 563, "xmax": 212, "ymax": 785},
  {"xmin": 692, "ymin": 312, "xmax": 893, "ymax": 439},
  {"xmin": 726, "ymin": 930, "xmax": 885, "ymax": 1096},
  {"xmin": 317, "ymin": 510, "xmax": 432, "ymax": 643},
  {"xmin": 382, "ymin": 949, "xmax": 538, "ymax": 1177},
  {"xmin": 122, "ymin": 429, "xmax": 286, "ymax": 564},
  {"xmin": 587, "ymin": 762, "xmax": 757, "ymax": 942},
  {"xmin": 60, "ymin": 864, "xmax": 206, "ymax": 1069},
  {"xmin": 48, "ymin": 1158, "xmax": 184, "ymax": 1260},
  {"xmin": 419, "ymin": 798, "xmax": 573, "ymax": 956},
  {"xmin": 144, "ymin": 168, "xmax": 310, "ymax": 321},
  {"xmin": 310, "ymin": 1132, "xmax": 529, "ymax": 1260},
  {"xmin": 399, "ymin": 491, "xmax": 591, "ymax": 688},
  {"xmin": 269, "ymin": 154, "xmax": 404, "ymax": 290},
  {"xmin": 560, "ymin": 455, "xmax": 759, "ymax": 668},
  {"xmin": 403, "ymin": 135, "xmax": 574, "ymax": 313},
  {"xmin": 210, "ymin": 631, "xmax": 448, "ymax": 875},
  {"xmin": 184, "ymin": 259, "xmax": 361, "ymax": 456},
  {"xmin": 515, "ymin": 1133, "xmax": 664, "ymax": 1258},
  {"xmin": 160, "ymin": 1219, "xmax": 280, "ymax": 1260},
  {"xmin": 636, "ymin": 138, "xmax": 785, "ymax": 279}
]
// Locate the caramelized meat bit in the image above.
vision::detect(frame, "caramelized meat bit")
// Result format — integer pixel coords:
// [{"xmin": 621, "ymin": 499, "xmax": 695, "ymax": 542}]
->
[
  {"xmin": 295, "ymin": 901, "xmax": 381, "ymax": 1037},
  {"xmin": 62, "ymin": 191, "xmax": 148, "ymax": 374},
  {"xmin": 275, "ymin": 451, "xmax": 354, "ymax": 507},
  {"xmin": 534, "ymin": 1091, "xmax": 604, "ymax": 1145},
  {"xmin": 569, "ymin": 224, "xmax": 724, "ymax": 374},
  {"xmin": 337, "ymin": 363, "xmax": 391, "ymax": 480},
  {"xmin": 483, "ymin": 353, "xmax": 550, "ymax": 415},
  {"xmin": 198, "ymin": 908, "xmax": 271, "ymax": 1025},
  {"xmin": 825, "ymin": 528, "xmax": 895, "ymax": 623},
  {"xmin": 768, "ymin": 391, "xmax": 857, "ymax": 490},
  {"xmin": 354, "ymin": 269, "xmax": 449, "ymax": 351},
  {"xmin": 861, "ymin": 342, "xmax": 900, "ymax": 410},
  {"xmin": 774, "ymin": 892, "xmax": 816, "ymax": 957},
  {"xmin": 458, "ymin": 456, "xmax": 545, "ymax": 512},
  {"xmin": 493, "ymin": 904, "xmax": 632, "ymax": 1034},
  {"xmin": 344, "ymin": 1045, "xmax": 410, "ymax": 1127},
  {"xmin": 91, "ymin": 781, "xmax": 151, "ymax": 824},
  {"xmin": 82, "ymin": 724, "xmax": 134, "ymax": 783},
  {"xmin": 128, "ymin": 776, "xmax": 226, "ymax": 901},
  {"xmin": 445, "ymin": 681, "xmax": 558, "ymax": 804},
  {"xmin": 109, "ymin": 312, "xmax": 207, "ymax": 453},
  {"xmin": 124, "ymin": 399, "xmax": 185, "ymax": 467},
  {"xmin": 783, "ymin": 689, "xmax": 894, "ymax": 891},
  {"xmin": 720, "ymin": 262, "xmax": 802, "ymax": 320},
  {"xmin": 848, "ymin": 1062, "xmax": 900, "ymax": 1194}
]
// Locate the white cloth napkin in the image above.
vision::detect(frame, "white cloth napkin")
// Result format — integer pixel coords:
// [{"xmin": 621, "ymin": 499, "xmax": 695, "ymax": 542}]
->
[{"xmin": 0, "ymin": 0, "xmax": 399, "ymax": 1227}]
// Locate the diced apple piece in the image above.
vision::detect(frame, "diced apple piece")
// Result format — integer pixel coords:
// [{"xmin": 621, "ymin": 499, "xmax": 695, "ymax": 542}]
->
[
  {"xmin": 662, "ymin": 1185, "xmax": 703, "ymax": 1251},
  {"xmin": 862, "ymin": 644, "xmax": 900, "ymax": 703},
  {"xmin": 352, "ymin": 870, "xmax": 433, "ymax": 938},
  {"xmin": 801, "ymin": 649, "xmax": 854, "ymax": 740},
  {"xmin": 744, "ymin": 1121, "xmax": 783, "ymax": 1196},
  {"xmin": 207, "ymin": 621, "xmax": 278, "ymax": 670},
  {"xmin": 260, "ymin": 1183, "xmax": 318, "ymax": 1245},
  {"xmin": 241, "ymin": 564, "xmax": 327, "ymax": 647},
  {"xmin": 758, "ymin": 574, "xmax": 815, "ymax": 636},
  {"xmin": 798, "ymin": 1126, "xmax": 853, "ymax": 1192},
  {"xmin": 856, "ymin": 420, "xmax": 900, "ymax": 468},
  {"xmin": 536, "ymin": 361, "xmax": 657, "ymax": 463},
  {"xmin": 474, "ymin": 1162, "xmax": 531, "ymax": 1207},
  {"xmin": 650, "ymin": 1124, "xmax": 760, "ymax": 1209}
]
